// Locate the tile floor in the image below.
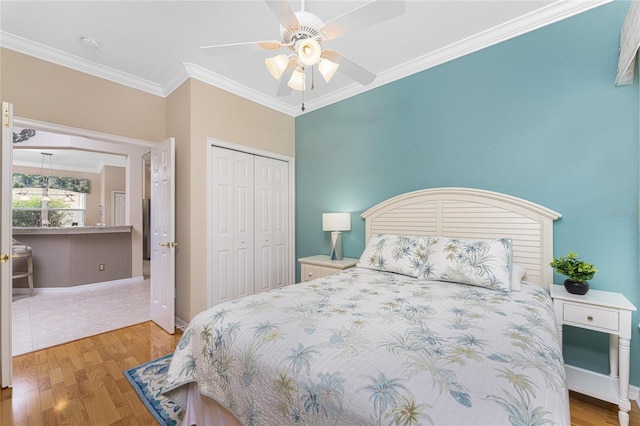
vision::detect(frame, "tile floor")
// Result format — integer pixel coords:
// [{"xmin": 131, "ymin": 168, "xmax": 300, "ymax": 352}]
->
[{"xmin": 12, "ymin": 273, "xmax": 150, "ymax": 356}]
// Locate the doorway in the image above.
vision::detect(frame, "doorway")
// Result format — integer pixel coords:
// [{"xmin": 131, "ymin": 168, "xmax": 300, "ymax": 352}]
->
[{"xmin": 4, "ymin": 117, "xmax": 167, "ymax": 360}]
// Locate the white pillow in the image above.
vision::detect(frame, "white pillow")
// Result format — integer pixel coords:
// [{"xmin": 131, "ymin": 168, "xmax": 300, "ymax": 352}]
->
[
  {"xmin": 419, "ymin": 237, "xmax": 513, "ymax": 291},
  {"xmin": 511, "ymin": 264, "xmax": 526, "ymax": 291},
  {"xmin": 357, "ymin": 234, "xmax": 430, "ymax": 277}
]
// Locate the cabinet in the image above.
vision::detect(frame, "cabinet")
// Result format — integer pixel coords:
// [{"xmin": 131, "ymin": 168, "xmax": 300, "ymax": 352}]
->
[
  {"xmin": 298, "ymin": 255, "xmax": 358, "ymax": 282},
  {"xmin": 550, "ymin": 285, "xmax": 636, "ymax": 426},
  {"xmin": 210, "ymin": 146, "xmax": 290, "ymax": 306}
]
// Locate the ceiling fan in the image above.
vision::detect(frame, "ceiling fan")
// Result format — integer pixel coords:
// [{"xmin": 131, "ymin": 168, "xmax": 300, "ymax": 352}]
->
[{"xmin": 200, "ymin": 0, "xmax": 406, "ymax": 99}]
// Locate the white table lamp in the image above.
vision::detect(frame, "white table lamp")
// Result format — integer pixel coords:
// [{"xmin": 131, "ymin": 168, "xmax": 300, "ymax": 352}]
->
[{"xmin": 322, "ymin": 213, "xmax": 351, "ymax": 260}]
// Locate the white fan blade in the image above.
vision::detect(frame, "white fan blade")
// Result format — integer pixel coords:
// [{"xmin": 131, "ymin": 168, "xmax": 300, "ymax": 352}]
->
[
  {"xmin": 277, "ymin": 58, "xmax": 298, "ymax": 97},
  {"xmin": 264, "ymin": 0, "xmax": 300, "ymax": 30},
  {"xmin": 200, "ymin": 40, "xmax": 283, "ymax": 55},
  {"xmin": 322, "ymin": 50, "xmax": 376, "ymax": 85},
  {"xmin": 322, "ymin": 0, "xmax": 406, "ymax": 40}
]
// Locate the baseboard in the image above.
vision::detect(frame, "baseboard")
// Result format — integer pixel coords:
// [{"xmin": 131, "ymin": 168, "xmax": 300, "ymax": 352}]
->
[
  {"xmin": 12, "ymin": 275, "xmax": 146, "ymax": 295},
  {"xmin": 175, "ymin": 316, "xmax": 189, "ymax": 331}
]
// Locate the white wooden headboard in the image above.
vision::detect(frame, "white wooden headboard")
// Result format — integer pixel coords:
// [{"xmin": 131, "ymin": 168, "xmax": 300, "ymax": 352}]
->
[{"xmin": 361, "ymin": 187, "xmax": 562, "ymax": 290}]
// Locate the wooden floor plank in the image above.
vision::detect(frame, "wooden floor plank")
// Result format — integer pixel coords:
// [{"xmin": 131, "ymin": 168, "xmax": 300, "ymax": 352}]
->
[
  {"xmin": 1, "ymin": 321, "xmax": 639, "ymax": 425},
  {"xmin": 2, "ymin": 322, "xmax": 181, "ymax": 426}
]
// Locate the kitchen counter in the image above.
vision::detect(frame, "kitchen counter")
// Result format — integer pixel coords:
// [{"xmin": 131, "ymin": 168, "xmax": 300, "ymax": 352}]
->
[{"xmin": 13, "ymin": 225, "xmax": 132, "ymax": 235}]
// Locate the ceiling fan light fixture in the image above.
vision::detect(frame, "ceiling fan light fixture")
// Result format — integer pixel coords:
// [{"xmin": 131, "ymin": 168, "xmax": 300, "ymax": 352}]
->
[
  {"xmin": 297, "ymin": 38, "xmax": 321, "ymax": 67},
  {"xmin": 318, "ymin": 58, "xmax": 340, "ymax": 83},
  {"xmin": 287, "ymin": 67, "xmax": 306, "ymax": 91},
  {"xmin": 265, "ymin": 54, "xmax": 289, "ymax": 80}
]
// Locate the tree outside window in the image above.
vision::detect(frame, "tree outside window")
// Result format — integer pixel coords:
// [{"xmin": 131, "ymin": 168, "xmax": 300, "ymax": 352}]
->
[{"xmin": 12, "ymin": 189, "xmax": 85, "ymax": 227}]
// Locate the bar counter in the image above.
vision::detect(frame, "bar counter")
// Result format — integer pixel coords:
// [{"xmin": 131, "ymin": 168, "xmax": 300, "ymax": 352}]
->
[
  {"xmin": 13, "ymin": 225, "xmax": 132, "ymax": 235},
  {"xmin": 12, "ymin": 226, "xmax": 133, "ymax": 289}
]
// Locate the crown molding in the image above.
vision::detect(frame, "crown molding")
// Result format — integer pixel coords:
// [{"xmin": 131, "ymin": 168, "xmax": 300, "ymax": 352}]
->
[
  {"xmin": 176, "ymin": 63, "xmax": 300, "ymax": 116},
  {"xmin": 0, "ymin": 32, "xmax": 165, "ymax": 97},
  {"xmin": 0, "ymin": 0, "xmax": 612, "ymax": 117}
]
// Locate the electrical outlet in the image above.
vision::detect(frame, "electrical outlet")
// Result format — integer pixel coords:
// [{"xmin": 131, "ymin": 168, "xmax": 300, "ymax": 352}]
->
[{"xmin": 98, "ymin": 263, "xmax": 105, "ymax": 272}]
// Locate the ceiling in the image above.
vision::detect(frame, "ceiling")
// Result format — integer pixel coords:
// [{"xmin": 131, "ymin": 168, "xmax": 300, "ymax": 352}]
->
[
  {"xmin": 13, "ymin": 148, "xmax": 127, "ymax": 174},
  {"xmin": 0, "ymin": 1, "xmax": 610, "ymax": 116}
]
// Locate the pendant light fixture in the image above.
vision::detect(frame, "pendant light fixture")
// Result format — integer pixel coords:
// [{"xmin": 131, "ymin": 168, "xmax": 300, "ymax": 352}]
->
[
  {"xmin": 17, "ymin": 189, "xmax": 29, "ymax": 201},
  {"xmin": 40, "ymin": 152, "xmax": 53, "ymax": 202},
  {"xmin": 62, "ymin": 192, "xmax": 75, "ymax": 203}
]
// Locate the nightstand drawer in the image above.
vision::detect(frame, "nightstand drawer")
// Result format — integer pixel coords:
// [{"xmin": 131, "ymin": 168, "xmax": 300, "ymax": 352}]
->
[
  {"xmin": 301, "ymin": 264, "xmax": 322, "ymax": 282},
  {"xmin": 564, "ymin": 303, "xmax": 619, "ymax": 332}
]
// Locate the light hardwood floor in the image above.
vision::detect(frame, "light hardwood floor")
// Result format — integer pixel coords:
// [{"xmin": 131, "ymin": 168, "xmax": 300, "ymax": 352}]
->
[
  {"xmin": 2, "ymin": 321, "xmax": 181, "ymax": 425},
  {"xmin": 1, "ymin": 321, "xmax": 639, "ymax": 425}
]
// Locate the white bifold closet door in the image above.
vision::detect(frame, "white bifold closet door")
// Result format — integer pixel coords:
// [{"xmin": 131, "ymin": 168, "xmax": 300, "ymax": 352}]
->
[
  {"xmin": 211, "ymin": 146, "xmax": 289, "ymax": 306},
  {"xmin": 254, "ymin": 155, "xmax": 289, "ymax": 292}
]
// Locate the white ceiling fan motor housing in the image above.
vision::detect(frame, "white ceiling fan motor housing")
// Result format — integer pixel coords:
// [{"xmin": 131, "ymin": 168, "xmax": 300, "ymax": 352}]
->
[{"xmin": 281, "ymin": 11, "xmax": 324, "ymax": 50}]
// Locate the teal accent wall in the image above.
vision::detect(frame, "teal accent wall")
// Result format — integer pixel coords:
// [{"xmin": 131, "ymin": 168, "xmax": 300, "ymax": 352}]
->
[{"xmin": 295, "ymin": 2, "xmax": 640, "ymax": 386}]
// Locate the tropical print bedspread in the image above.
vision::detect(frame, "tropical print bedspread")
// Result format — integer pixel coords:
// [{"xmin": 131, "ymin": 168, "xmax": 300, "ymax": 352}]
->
[{"xmin": 163, "ymin": 268, "xmax": 569, "ymax": 425}]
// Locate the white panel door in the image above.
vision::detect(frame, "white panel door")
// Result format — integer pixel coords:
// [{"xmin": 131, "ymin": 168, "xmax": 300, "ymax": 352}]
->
[
  {"xmin": 150, "ymin": 137, "xmax": 176, "ymax": 334},
  {"xmin": 233, "ymin": 151, "xmax": 254, "ymax": 299},
  {"xmin": 112, "ymin": 191, "xmax": 126, "ymax": 226},
  {"xmin": 211, "ymin": 147, "xmax": 255, "ymax": 305},
  {"xmin": 1, "ymin": 102, "xmax": 13, "ymax": 387},
  {"xmin": 271, "ymin": 158, "xmax": 289, "ymax": 288},
  {"xmin": 254, "ymin": 156, "xmax": 272, "ymax": 293},
  {"xmin": 211, "ymin": 147, "xmax": 235, "ymax": 304},
  {"xmin": 254, "ymin": 156, "xmax": 289, "ymax": 292}
]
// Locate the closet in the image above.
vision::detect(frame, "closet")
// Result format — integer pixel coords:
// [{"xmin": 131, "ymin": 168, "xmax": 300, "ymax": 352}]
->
[{"xmin": 210, "ymin": 145, "xmax": 290, "ymax": 306}]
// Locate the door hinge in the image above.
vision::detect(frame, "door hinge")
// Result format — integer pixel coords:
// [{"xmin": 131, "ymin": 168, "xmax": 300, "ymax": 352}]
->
[{"xmin": 3, "ymin": 104, "xmax": 9, "ymax": 129}]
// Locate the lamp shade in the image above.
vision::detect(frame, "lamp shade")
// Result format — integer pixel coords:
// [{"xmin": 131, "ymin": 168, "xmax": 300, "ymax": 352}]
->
[
  {"xmin": 297, "ymin": 38, "xmax": 321, "ymax": 66},
  {"xmin": 318, "ymin": 58, "xmax": 339, "ymax": 83},
  {"xmin": 322, "ymin": 213, "xmax": 351, "ymax": 232},
  {"xmin": 265, "ymin": 54, "xmax": 289, "ymax": 80},
  {"xmin": 287, "ymin": 67, "xmax": 306, "ymax": 91}
]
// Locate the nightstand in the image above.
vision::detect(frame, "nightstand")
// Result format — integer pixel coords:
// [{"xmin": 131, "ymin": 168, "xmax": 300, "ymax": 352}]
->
[
  {"xmin": 298, "ymin": 255, "xmax": 358, "ymax": 282},
  {"xmin": 550, "ymin": 285, "xmax": 637, "ymax": 426}
]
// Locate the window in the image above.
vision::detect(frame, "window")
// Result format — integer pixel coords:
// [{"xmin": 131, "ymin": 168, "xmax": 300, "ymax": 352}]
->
[{"xmin": 13, "ymin": 188, "xmax": 86, "ymax": 227}]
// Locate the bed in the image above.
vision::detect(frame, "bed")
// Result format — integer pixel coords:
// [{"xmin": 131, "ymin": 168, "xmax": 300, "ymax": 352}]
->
[{"xmin": 163, "ymin": 187, "xmax": 569, "ymax": 425}]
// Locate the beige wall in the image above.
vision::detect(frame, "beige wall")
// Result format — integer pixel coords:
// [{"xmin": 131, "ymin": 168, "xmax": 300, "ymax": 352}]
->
[
  {"xmin": 1, "ymin": 49, "xmax": 163, "ymax": 281},
  {"xmin": 167, "ymin": 79, "xmax": 295, "ymax": 321},
  {"xmin": 1, "ymin": 49, "xmax": 165, "ymax": 142},
  {"xmin": 3, "ymin": 48, "xmax": 296, "ymax": 324},
  {"xmin": 165, "ymin": 81, "xmax": 192, "ymax": 322}
]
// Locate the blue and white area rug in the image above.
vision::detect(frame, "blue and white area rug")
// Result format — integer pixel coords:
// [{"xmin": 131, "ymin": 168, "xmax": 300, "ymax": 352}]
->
[{"xmin": 124, "ymin": 353, "xmax": 184, "ymax": 426}]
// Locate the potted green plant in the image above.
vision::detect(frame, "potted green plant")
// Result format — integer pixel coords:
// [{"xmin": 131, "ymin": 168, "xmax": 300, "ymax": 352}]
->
[{"xmin": 550, "ymin": 252, "xmax": 597, "ymax": 295}]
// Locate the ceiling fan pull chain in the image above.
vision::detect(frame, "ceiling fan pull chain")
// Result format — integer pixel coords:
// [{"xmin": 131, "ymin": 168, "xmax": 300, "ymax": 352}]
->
[
  {"xmin": 301, "ymin": 80, "xmax": 305, "ymax": 112},
  {"xmin": 311, "ymin": 66, "xmax": 315, "ymax": 90}
]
